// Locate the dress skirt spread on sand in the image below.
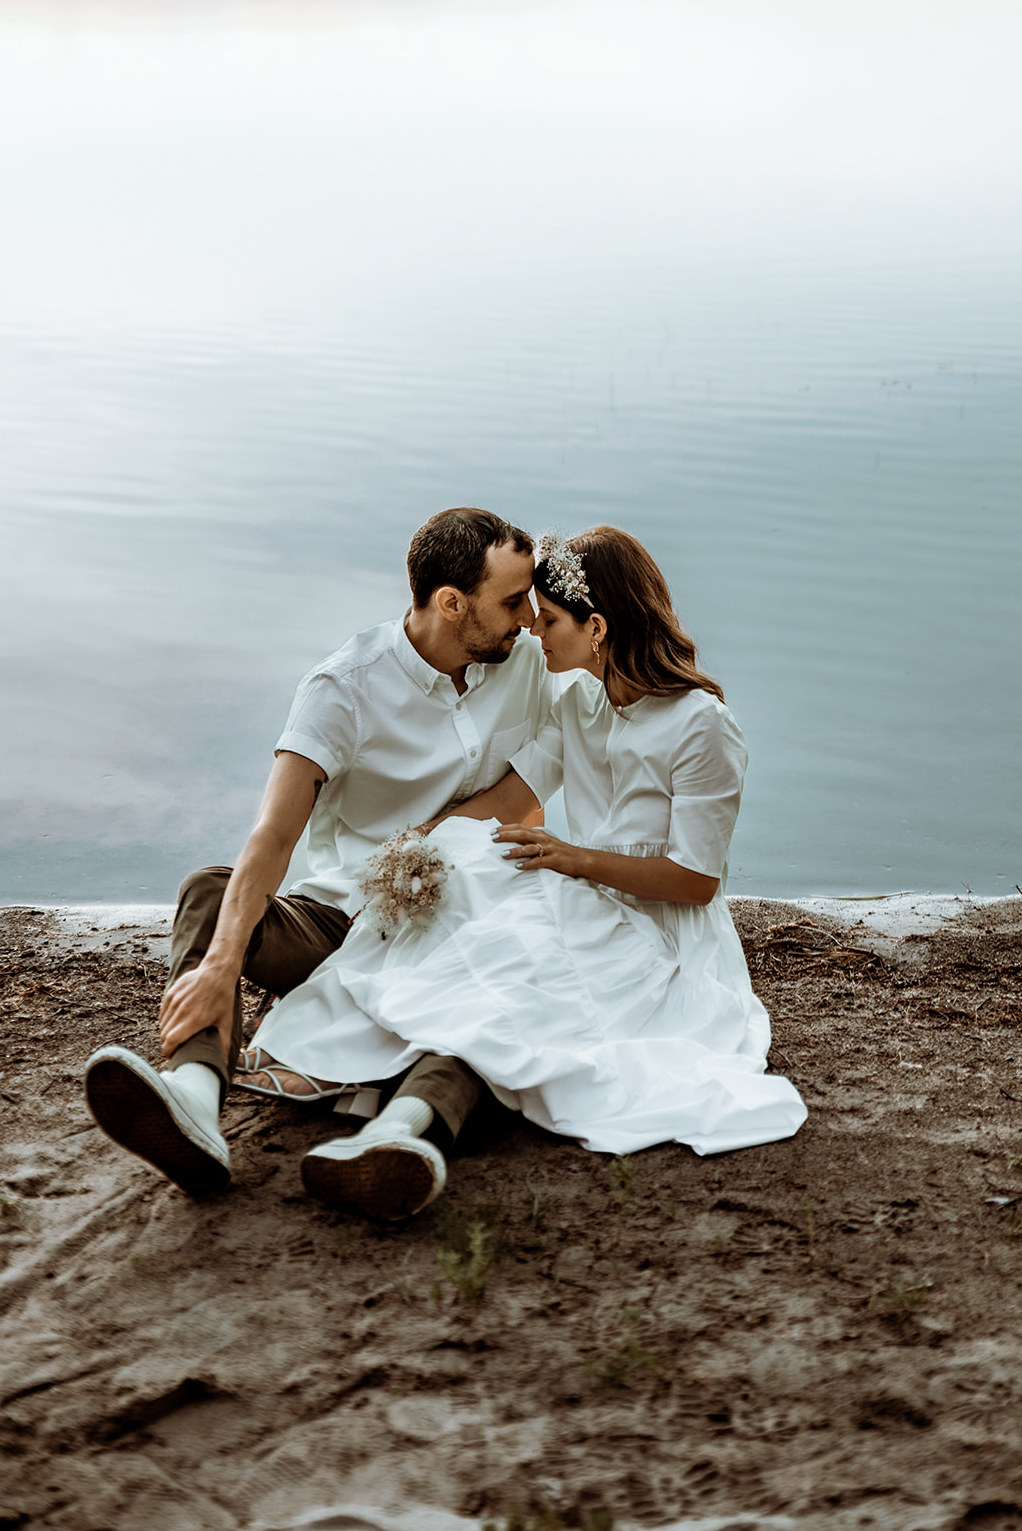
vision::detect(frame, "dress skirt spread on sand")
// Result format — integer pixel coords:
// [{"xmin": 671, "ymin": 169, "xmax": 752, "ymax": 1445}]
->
[{"xmin": 255, "ymin": 677, "xmax": 807, "ymax": 1156}]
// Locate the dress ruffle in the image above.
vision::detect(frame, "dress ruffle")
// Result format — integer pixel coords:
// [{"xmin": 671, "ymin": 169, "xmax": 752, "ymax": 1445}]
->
[{"xmin": 255, "ymin": 818, "xmax": 806, "ymax": 1156}]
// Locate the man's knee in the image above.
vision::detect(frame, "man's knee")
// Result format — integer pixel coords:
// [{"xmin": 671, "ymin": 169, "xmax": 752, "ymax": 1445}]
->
[
  {"xmin": 177, "ymin": 865, "xmax": 233, "ymax": 909},
  {"xmin": 168, "ymin": 866, "xmax": 241, "ymax": 991}
]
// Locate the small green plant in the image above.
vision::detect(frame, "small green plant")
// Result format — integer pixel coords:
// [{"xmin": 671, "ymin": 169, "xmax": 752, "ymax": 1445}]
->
[
  {"xmin": 607, "ymin": 1154, "xmax": 636, "ymax": 1207},
  {"xmin": 432, "ymin": 1199, "xmax": 503, "ymax": 1301},
  {"xmin": 482, "ymin": 1512, "xmax": 562, "ymax": 1531},
  {"xmin": 524, "ymin": 1171, "xmax": 559, "ymax": 1226},
  {"xmin": 482, "ymin": 1511, "xmax": 616, "ymax": 1531},
  {"xmin": 0, "ymin": 1193, "xmax": 21, "ymax": 1227},
  {"xmin": 392, "ymin": 1250, "xmax": 414, "ymax": 1304},
  {"xmin": 869, "ymin": 1276, "xmax": 932, "ymax": 1317},
  {"xmin": 584, "ymin": 1335, "xmax": 659, "ymax": 1391},
  {"xmin": 435, "ymin": 1218, "xmax": 498, "ymax": 1303},
  {"xmin": 803, "ymin": 1196, "xmax": 817, "ymax": 1262}
]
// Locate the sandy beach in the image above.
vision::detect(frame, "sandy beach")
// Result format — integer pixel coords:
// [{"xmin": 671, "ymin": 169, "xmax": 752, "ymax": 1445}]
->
[{"xmin": 2, "ymin": 895, "xmax": 1021, "ymax": 1531}]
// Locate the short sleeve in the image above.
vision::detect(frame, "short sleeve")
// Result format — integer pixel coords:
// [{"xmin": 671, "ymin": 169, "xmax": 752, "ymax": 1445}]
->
[
  {"xmin": 667, "ymin": 701, "xmax": 748, "ymax": 878},
  {"xmin": 534, "ymin": 658, "xmax": 559, "ymax": 733},
  {"xmin": 275, "ymin": 673, "xmax": 362, "ymax": 781},
  {"xmin": 510, "ymin": 694, "xmax": 565, "ymax": 806}
]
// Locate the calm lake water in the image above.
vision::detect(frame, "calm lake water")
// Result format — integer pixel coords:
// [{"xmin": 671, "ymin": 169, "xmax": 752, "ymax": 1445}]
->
[{"xmin": 2, "ymin": 0, "xmax": 1020, "ymax": 902}]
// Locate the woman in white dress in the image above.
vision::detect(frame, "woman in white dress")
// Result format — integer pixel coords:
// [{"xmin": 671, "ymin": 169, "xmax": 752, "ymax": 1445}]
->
[{"xmin": 244, "ymin": 527, "xmax": 807, "ymax": 1213}]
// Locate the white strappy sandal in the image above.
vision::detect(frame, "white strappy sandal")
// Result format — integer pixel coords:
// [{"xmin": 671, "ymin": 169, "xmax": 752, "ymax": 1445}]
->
[{"xmin": 234, "ymin": 1048, "xmax": 380, "ymax": 1115}]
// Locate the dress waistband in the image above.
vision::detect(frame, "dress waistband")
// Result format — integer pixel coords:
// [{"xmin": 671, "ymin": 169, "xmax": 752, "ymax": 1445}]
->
[{"xmin": 577, "ymin": 841, "xmax": 670, "ymax": 858}]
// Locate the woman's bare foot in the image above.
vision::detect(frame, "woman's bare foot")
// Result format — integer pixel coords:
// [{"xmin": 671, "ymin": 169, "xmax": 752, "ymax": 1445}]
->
[{"xmin": 235, "ymin": 1048, "xmax": 345, "ymax": 1101}]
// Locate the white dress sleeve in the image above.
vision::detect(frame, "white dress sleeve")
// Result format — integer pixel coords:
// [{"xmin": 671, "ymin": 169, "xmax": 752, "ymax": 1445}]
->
[
  {"xmin": 509, "ymin": 693, "xmax": 565, "ymax": 806},
  {"xmin": 667, "ymin": 700, "xmax": 748, "ymax": 878}
]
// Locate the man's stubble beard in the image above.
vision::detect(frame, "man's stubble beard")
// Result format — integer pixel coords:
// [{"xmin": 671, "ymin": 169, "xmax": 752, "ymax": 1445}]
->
[
  {"xmin": 464, "ymin": 636, "xmax": 515, "ymax": 666},
  {"xmin": 459, "ymin": 608, "xmax": 517, "ymax": 667}
]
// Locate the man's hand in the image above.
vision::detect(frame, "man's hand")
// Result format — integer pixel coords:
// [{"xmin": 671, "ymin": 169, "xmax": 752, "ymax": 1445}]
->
[
  {"xmin": 159, "ymin": 961, "xmax": 237, "ymax": 1064},
  {"xmin": 157, "ymin": 750, "xmax": 327, "ymax": 1067}
]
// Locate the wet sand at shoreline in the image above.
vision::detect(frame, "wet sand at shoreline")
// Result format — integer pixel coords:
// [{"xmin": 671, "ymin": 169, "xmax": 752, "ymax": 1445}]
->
[{"xmin": 2, "ymin": 896, "xmax": 1021, "ymax": 1531}]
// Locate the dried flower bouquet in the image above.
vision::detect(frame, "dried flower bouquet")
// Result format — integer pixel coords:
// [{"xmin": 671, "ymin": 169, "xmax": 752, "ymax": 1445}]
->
[{"xmin": 357, "ymin": 828, "xmax": 451, "ymax": 937}]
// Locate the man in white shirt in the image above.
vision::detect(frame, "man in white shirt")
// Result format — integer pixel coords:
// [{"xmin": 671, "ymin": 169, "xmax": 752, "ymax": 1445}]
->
[{"xmin": 84, "ymin": 507, "xmax": 549, "ymax": 1219}]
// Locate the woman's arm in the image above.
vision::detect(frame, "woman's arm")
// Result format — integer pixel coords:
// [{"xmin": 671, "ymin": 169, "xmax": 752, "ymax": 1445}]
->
[
  {"xmin": 421, "ymin": 768, "xmax": 542, "ymax": 833},
  {"xmin": 492, "ymin": 824, "xmax": 719, "ymax": 906}
]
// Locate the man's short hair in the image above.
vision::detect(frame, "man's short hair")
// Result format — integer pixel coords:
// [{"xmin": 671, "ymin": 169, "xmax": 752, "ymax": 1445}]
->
[{"xmin": 407, "ymin": 507, "xmax": 533, "ymax": 609}]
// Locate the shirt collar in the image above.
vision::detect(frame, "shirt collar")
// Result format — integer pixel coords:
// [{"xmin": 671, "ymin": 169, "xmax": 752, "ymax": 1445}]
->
[
  {"xmin": 392, "ymin": 617, "xmax": 445, "ymax": 694},
  {"xmin": 393, "ymin": 615, "xmax": 487, "ymax": 697}
]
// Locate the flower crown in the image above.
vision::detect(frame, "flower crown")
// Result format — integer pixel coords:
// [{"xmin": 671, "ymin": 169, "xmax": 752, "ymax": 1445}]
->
[{"xmin": 535, "ymin": 532, "xmax": 593, "ymax": 608}]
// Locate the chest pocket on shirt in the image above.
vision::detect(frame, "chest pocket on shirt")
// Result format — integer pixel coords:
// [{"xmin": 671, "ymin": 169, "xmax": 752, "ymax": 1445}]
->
[{"xmin": 486, "ymin": 722, "xmax": 533, "ymax": 778}]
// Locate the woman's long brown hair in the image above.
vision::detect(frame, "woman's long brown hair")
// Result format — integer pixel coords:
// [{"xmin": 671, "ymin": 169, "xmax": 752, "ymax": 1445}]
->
[{"xmin": 533, "ymin": 526, "xmax": 725, "ymax": 702}]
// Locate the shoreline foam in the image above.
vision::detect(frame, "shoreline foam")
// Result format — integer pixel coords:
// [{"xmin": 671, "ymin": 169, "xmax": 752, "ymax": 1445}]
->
[{"xmin": 2, "ymin": 893, "xmax": 1014, "ymax": 957}]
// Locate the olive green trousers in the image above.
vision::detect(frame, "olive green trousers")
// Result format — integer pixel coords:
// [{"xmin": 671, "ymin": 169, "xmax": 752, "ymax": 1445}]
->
[{"xmin": 164, "ymin": 865, "xmax": 481, "ymax": 1149}]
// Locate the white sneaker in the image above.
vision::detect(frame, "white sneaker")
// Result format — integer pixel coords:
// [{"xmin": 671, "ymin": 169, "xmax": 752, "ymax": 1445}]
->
[
  {"xmin": 301, "ymin": 1121, "xmax": 446, "ymax": 1220},
  {"xmin": 84, "ymin": 1045, "xmax": 231, "ymax": 1197}
]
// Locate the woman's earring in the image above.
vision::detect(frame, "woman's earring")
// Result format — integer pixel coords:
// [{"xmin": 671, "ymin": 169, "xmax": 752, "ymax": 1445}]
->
[{"xmin": 591, "ymin": 635, "xmax": 601, "ymax": 660}]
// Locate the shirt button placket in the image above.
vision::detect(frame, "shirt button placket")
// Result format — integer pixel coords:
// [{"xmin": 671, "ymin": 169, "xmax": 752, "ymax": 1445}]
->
[{"xmin": 453, "ymin": 699, "xmax": 483, "ymax": 795}]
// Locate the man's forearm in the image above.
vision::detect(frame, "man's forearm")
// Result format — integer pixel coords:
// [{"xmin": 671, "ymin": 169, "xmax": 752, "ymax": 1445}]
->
[
  {"xmin": 159, "ymin": 750, "xmax": 325, "ymax": 1059},
  {"xmin": 158, "ymin": 827, "xmax": 292, "ymax": 1061},
  {"xmin": 200, "ymin": 825, "xmax": 295, "ymax": 978}
]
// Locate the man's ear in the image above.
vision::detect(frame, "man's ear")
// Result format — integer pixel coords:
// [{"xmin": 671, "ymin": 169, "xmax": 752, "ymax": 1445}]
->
[{"xmin": 434, "ymin": 585, "xmax": 466, "ymax": 625}]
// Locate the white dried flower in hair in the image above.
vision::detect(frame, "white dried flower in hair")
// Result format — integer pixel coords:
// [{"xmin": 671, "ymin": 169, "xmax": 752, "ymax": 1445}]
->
[
  {"xmin": 357, "ymin": 829, "xmax": 451, "ymax": 937},
  {"xmin": 535, "ymin": 532, "xmax": 593, "ymax": 608}
]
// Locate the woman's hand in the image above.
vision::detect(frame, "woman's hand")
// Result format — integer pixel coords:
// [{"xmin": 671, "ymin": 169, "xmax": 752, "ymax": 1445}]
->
[
  {"xmin": 492, "ymin": 823, "xmax": 583, "ymax": 878},
  {"xmin": 494, "ymin": 824, "xmax": 720, "ymax": 904}
]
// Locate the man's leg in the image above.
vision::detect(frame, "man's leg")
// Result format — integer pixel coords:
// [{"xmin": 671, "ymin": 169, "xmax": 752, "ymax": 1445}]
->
[
  {"xmin": 164, "ymin": 866, "xmax": 353, "ymax": 1102},
  {"xmin": 84, "ymin": 866, "xmax": 351, "ymax": 1195},
  {"xmin": 393, "ymin": 1053, "xmax": 480, "ymax": 1152},
  {"xmin": 301, "ymin": 1052, "xmax": 483, "ymax": 1220}
]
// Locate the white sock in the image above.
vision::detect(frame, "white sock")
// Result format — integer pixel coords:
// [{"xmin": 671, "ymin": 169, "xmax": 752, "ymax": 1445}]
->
[
  {"xmin": 368, "ymin": 1095, "xmax": 433, "ymax": 1139},
  {"xmin": 168, "ymin": 1062, "xmax": 222, "ymax": 1120}
]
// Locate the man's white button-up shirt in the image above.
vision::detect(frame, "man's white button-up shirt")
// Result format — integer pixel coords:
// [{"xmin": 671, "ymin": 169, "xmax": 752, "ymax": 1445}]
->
[{"xmin": 275, "ymin": 618, "xmax": 554, "ymax": 912}]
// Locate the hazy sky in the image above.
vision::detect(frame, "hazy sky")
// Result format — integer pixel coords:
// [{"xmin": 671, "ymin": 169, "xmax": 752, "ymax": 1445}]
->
[{"xmin": 1, "ymin": 0, "xmax": 1020, "ymax": 332}]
